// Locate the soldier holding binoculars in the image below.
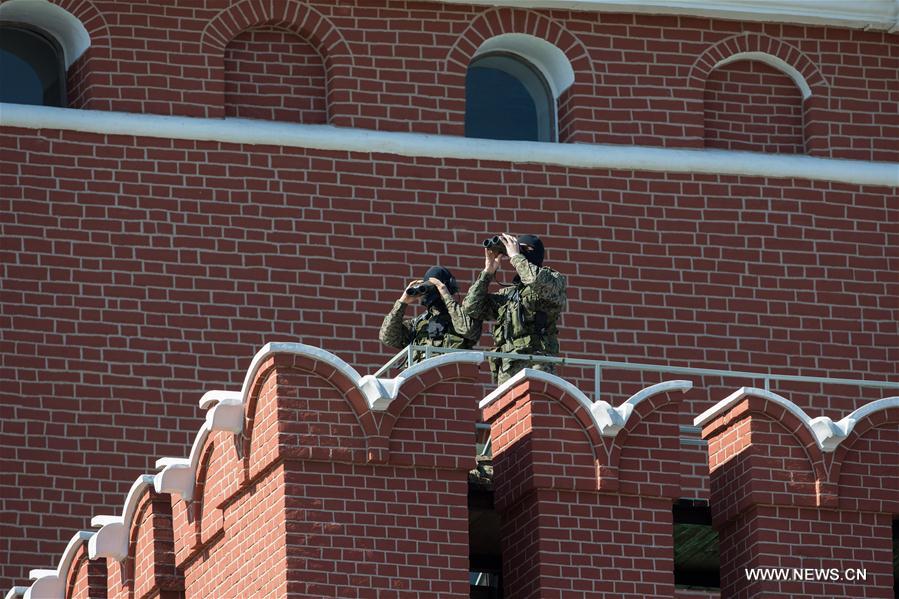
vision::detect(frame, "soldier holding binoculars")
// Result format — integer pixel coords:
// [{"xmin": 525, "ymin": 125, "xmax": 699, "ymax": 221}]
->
[
  {"xmin": 379, "ymin": 266, "xmax": 482, "ymax": 364},
  {"xmin": 464, "ymin": 233, "xmax": 567, "ymax": 383}
]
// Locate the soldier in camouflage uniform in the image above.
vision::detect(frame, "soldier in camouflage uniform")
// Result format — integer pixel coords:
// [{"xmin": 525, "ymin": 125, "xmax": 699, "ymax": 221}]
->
[
  {"xmin": 462, "ymin": 234, "xmax": 566, "ymax": 383},
  {"xmin": 379, "ymin": 266, "xmax": 482, "ymax": 364}
]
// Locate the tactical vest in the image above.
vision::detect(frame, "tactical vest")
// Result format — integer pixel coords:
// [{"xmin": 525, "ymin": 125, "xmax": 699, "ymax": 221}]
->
[
  {"xmin": 407, "ymin": 311, "xmax": 475, "ymax": 363},
  {"xmin": 492, "ymin": 285, "xmax": 559, "ymax": 355}
]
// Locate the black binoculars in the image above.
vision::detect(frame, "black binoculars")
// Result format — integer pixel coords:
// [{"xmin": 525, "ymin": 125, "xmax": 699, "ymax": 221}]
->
[
  {"xmin": 405, "ymin": 283, "xmax": 435, "ymax": 296},
  {"xmin": 482, "ymin": 235, "xmax": 507, "ymax": 255}
]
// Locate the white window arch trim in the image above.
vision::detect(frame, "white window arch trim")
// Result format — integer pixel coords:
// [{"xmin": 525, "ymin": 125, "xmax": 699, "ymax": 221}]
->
[
  {"xmin": 472, "ymin": 33, "xmax": 575, "ymax": 101},
  {"xmin": 0, "ymin": 0, "xmax": 90, "ymax": 68},
  {"xmin": 712, "ymin": 51, "xmax": 812, "ymax": 100}
]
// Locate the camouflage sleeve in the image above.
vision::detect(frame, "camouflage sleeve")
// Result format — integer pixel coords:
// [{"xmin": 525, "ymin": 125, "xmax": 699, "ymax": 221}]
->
[
  {"xmin": 442, "ymin": 291, "xmax": 483, "ymax": 342},
  {"xmin": 461, "ymin": 270, "xmax": 502, "ymax": 322},
  {"xmin": 378, "ymin": 300, "xmax": 412, "ymax": 349},
  {"xmin": 510, "ymin": 254, "xmax": 567, "ymax": 310}
]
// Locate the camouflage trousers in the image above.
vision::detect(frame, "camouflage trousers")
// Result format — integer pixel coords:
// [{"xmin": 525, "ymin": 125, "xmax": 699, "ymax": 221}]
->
[{"xmin": 491, "ymin": 353, "xmax": 556, "ymax": 384}]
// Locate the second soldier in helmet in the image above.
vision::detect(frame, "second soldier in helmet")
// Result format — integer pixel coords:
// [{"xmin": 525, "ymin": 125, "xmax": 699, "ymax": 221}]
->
[{"xmin": 379, "ymin": 266, "xmax": 482, "ymax": 364}]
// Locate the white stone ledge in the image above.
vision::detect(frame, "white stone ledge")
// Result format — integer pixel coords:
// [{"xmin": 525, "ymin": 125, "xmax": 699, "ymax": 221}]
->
[
  {"xmin": 24, "ymin": 531, "xmax": 94, "ymax": 599},
  {"xmin": 438, "ymin": 0, "xmax": 899, "ymax": 32},
  {"xmin": 480, "ymin": 368, "xmax": 692, "ymax": 437},
  {"xmin": 694, "ymin": 388, "xmax": 899, "ymax": 452},
  {"xmin": 88, "ymin": 474, "xmax": 156, "ymax": 561},
  {"xmin": 1, "ymin": 103, "xmax": 896, "ymax": 187},
  {"xmin": 150, "ymin": 342, "xmax": 482, "ymax": 502}
]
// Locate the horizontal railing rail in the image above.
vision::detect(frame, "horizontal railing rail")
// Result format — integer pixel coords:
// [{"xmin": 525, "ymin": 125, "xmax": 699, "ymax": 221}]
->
[{"xmin": 374, "ymin": 344, "xmax": 899, "ymax": 402}]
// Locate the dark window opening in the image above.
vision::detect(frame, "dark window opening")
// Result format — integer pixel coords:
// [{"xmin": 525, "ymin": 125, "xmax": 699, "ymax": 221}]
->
[
  {"xmin": 674, "ymin": 499, "xmax": 720, "ymax": 589},
  {"xmin": 0, "ymin": 22, "xmax": 66, "ymax": 106},
  {"xmin": 469, "ymin": 443, "xmax": 502, "ymax": 599},
  {"xmin": 465, "ymin": 51, "xmax": 555, "ymax": 143}
]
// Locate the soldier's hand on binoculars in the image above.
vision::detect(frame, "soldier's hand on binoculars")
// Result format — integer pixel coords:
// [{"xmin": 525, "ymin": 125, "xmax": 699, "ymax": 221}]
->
[
  {"xmin": 401, "ymin": 279, "xmax": 423, "ymax": 304},
  {"xmin": 484, "ymin": 247, "xmax": 502, "ymax": 275},
  {"xmin": 500, "ymin": 233, "xmax": 521, "ymax": 257},
  {"xmin": 427, "ymin": 277, "xmax": 448, "ymax": 293}
]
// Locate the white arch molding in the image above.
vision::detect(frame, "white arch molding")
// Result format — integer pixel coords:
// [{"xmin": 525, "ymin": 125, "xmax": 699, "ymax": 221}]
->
[
  {"xmin": 712, "ymin": 51, "xmax": 813, "ymax": 99},
  {"xmin": 0, "ymin": 0, "xmax": 91, "ymax": 68},
  {"xmin": 473, "ymin": 33, "xmax": 575, "ymax": 100}
]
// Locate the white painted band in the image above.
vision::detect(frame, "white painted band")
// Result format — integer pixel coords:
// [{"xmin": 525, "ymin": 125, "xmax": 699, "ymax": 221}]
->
[
  {"xmin": 2, "ymin": 104, "xmax": 896, "ymax": 187},
  {"xmin": 437, "ymin": 0, "xmax": 899, "ymax": 33}
]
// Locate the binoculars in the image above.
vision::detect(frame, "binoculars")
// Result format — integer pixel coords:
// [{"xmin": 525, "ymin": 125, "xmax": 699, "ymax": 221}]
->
[
  {"xmin": 405, "ymin": 283, "xmax": 435, "ymax": 296},
  {"xmin": 482, "ymin": 235, "xmax": 507, "ymax": 255}
]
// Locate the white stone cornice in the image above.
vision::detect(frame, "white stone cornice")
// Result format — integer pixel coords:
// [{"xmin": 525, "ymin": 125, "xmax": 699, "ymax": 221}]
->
[
  {"xmin": 436, "ymin": 0, "xmax": 899, "ymax": 32},
  {"xmin": 24, "ymin": 531, "xmax": 94, "ymax": 599},
  {"xmin": 694, "ymin": 388, "xmax": 899, "ymax": 452},
  {"xmin": 152, "ymin": 343, "xmax": 483, "ymax": 501},
  {"xmin": 480, "ymin": 368, "xmax": 692, "ymax": 437},
  {"xmin": 2, "ymin": 104, "xmax": 896, "ymax": 187},
  {"xmin": 359, "ymin": 351, "xmax": 484, "ymax": 411},
  {"xmin": 87, "ymin": 474, "xmax": 156, "ymax": 561}
]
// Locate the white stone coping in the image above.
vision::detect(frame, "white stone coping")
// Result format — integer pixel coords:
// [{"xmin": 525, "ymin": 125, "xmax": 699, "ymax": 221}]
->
[
  {"xmin": 479, "ymin": 368, "xmax": 692, "ymax": 437},
  {"xmin": 151, "ymin": 343, "xmax": 482, "ymax": 501},
  {"xmin": 24, "ymin": 530, "xmax": 94, "ymax": 599},
  {"xmin": 2, "ymin": 104, "xmax": 897, "ymax": 188},
  {"xmin": 86, "ymin": 474, "xmax": 155, "ymax": 561},
  {"xmin": 694, "ymin": 388, "xmax": 899, "ymax": 452},
  {"xmin": 0, "ymin": 0, "xmax": 92, "ymax": 68},
  {"xmin": 437, "ymin": 0, "xmax": 899, "ymax": 32},
  {"xmin": 359, "ymin": 350, "xmax": 484, "ymax": 410},
  {"xmin": 4, "ymin": 587, "xmax": 27, "ymax": 599}
]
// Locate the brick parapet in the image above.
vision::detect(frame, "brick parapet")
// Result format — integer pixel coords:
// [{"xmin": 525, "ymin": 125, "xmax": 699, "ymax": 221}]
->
[
  {"xmin": 163, "ymin": 344, "xmax": 482, "ymax": 596},
  {"xmin": 63, "ymin": 543, "xmax": 106, "ymax": 599},
  {"xmin": 481, "ymin": 370, "xmax": 691, "ymax": 597},
  {"xmin": 697, "ymin": 389, "xmax": 899, "ymax": 597},
  {"xmin": 11, "ymin": 344, "xmax": 483, "ymax": 598}
]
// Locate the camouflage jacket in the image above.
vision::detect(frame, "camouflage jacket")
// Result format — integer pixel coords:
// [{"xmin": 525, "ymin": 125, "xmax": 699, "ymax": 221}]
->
[
  {"xmin": 378, "ymin": 292, "xmax": 482, "ymax": 361},
  {"xmin": 462, "ymin": 254, "xmax": 566, "ymax": 356}
]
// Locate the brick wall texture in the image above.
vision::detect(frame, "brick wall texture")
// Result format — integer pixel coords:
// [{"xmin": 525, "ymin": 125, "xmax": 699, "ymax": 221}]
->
[
  {"xmin": 703, "ymin": 60, "xmax": 805, "ymax": 153},
  {"xmin": 1, "ymin": 0, "xmax": 898, "ymax": 592}
]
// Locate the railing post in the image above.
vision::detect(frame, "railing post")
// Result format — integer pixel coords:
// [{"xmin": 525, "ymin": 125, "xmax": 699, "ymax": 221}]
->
[
  {"xmin": 425, "ymin": 345, "xmax": 431, "ymax": 360},
  {"xmin": 407, "ymin": 343, "xmax": 414, "ymax": 367},
  {"xmin": 594, "ymin": 364, "xmax": 601, "ymax": 402}
]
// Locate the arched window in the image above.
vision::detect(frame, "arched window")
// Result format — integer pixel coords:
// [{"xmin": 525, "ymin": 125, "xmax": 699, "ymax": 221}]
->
[
  {"xmin": 466, "ymin": 51, "xmax": 555, "ymax": 142},
  {"xmin": 0, "ymin": 23, "xmax": 66, "ymax": 106}
]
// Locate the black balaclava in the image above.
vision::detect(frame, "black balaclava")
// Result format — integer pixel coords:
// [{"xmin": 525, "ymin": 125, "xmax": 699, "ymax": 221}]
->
[
  {"xmin": 517, "ymin": 234, "xmax": 545, "ymax": 266},
  {"xmin": 421, "ymin": 266, "xmax": 457, "ymax": 310}
]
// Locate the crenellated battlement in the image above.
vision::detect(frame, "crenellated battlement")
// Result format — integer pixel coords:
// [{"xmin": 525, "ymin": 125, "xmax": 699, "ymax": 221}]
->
[{"xmin": 10, "ymin": 343, "xmax": 897, "ymax": 598}]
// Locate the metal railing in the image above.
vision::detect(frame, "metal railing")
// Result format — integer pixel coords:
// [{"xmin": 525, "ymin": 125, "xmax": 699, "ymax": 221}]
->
[{"xmin": 374, "ymin": 344, "xmax": 899, "ymax": 402}]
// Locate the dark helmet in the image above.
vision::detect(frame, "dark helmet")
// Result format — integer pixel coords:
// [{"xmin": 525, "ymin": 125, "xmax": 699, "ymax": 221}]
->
[{"xmin": 421, "ymin": 266, "xmax": 457, "ymax": 309}]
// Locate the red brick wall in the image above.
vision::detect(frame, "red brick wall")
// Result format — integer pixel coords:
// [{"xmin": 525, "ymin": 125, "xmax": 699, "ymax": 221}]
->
[
  {"xmin": 718, "ymin": 505, "xmax": 894, "ymax": 598},
  {"xmin": 703, "ymin": 60, "xmax": 804, "ymax": 153},
  {"xmin": 482, "ymin": 377, "xmax": 688, "ymax": 597},
  {"xmin": 48, "ymin": 0, "xmax": 897, "ymax": 159},
  {"xmin": 224, "ymin": 27, "xmax": 327, "ymax": 124},
  {"xmin": 162, "ymin": 352, "xmax": 477, "ymax": 598},
  {"xmin": 66, "ymin": 544, "xmax": 107, "ymax": 599},
  {"xmin": 181, "ymin": 463, "xmax": 290, "ymax": 598},
  {"xmin": 1, "ymin": 122, "xmax": 896, "ymax": 585},
  {"xmin": 701, "ymin": 395, "xmax": 899, "ymax": 597}
]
